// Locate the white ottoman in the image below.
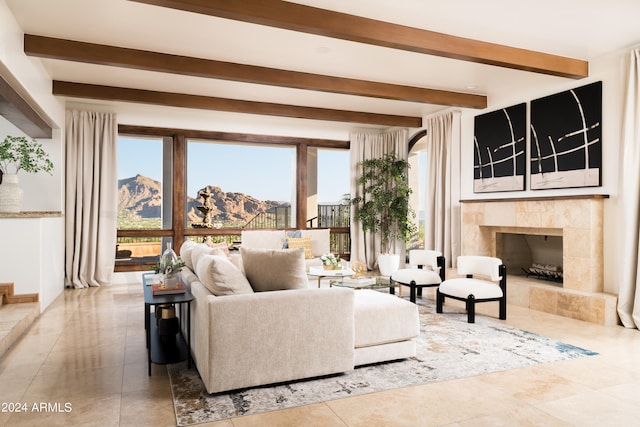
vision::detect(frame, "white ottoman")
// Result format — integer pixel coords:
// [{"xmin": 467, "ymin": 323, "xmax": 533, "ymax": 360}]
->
[{"xmin": 353, "ymin": 290, "xmax": 420, "ymax": 366}]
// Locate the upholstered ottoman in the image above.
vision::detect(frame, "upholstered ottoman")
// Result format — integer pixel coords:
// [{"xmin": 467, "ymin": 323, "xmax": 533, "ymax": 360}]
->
[{"xmin": 353, "ymin": 290, "xmax": 420, "ymax": 366}]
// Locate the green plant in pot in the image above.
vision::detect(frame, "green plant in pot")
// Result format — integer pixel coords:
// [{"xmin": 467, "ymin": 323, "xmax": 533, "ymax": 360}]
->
[
  {"xmin": 350, "ymin": 152, "xmax": 416, "ymax": 276},
  {"xmin": 0, "ymin": 135, "xmax": 54, "ymax": 213}
]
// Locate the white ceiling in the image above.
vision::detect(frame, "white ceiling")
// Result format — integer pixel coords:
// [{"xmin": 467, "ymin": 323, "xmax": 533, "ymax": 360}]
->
[{"xmin": 6, "ymin": 0, "xmax": 640, "ymax": 130}]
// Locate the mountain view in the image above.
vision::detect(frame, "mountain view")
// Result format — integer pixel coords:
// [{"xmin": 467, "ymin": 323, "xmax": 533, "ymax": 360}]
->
[{"xmin": 117, "ymin": 174, "xmax": 285, "ymax": 228}]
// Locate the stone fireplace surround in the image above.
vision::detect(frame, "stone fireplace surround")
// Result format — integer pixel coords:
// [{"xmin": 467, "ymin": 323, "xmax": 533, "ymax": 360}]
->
[{"xmin": 461, "ymin": 195, "xmax": 617, "ymax": 325}]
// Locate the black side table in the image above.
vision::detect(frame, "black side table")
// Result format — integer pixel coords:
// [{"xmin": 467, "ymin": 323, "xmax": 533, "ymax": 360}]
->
[{"xmin": 142, "ymin": 273, "xmax": 194, "ymax": 375}]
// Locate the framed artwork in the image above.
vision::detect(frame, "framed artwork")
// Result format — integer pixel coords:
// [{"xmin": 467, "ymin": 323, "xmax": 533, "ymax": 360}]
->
[
  {"xmin": 530, "ymin": 81, "xmax": 602, "ymax": 190},
  {"xmin": 473, "ymin": 103, "xmax": 526, "ymax": 193}
]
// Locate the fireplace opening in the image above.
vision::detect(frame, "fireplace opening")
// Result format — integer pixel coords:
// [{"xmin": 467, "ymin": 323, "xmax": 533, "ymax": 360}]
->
[{"xmin": 497, "ymin": 233, "xmax": 563, "ymax": 286}]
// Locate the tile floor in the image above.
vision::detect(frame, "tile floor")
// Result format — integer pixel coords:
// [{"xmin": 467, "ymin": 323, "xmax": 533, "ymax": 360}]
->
[{"xmin": 0, "ymin": 278, "xmax": 639, "ymax": 426}]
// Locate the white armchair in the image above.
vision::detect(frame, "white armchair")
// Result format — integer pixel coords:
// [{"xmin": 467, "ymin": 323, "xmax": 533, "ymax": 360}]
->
[
  {"xmin": 390, "ymin": 250, "xmax": 445, "ymax": 303},
  {"xmin": 436, "ymin": 256, "xmax": 506, "ymax": 323}
]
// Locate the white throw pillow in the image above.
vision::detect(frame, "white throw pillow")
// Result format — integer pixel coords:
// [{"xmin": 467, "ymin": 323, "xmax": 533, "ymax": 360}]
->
[
  {"xmin": 194, "ymin": 253, "xmax": 253, "ymax": 296},
  {"xmin": 241, "ymin": 247, "xmax": 309, "ymax": 292},
  {"xmin": 190, "ymin": 244, "xmax": 216, "ymax": 271},
  {"xmin": 180, "ymin": 239, "xmax": 198, "ymax": 270}
]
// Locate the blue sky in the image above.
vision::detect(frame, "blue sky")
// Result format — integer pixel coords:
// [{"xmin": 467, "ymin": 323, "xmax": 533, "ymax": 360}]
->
[{"xmin": 118, "ymin": 137, "xmax": 350, "ymax": 204}]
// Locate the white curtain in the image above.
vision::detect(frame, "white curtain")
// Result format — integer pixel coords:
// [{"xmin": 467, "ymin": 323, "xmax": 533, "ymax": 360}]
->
[
  {"xmin": 65, "ymin": 110, "xmax": 118, "ymax": 289},
  {"xmin": 419, "ymin": 111, "xmax": 460, "ymax": 267},
  {"xmin": 350, "ymin": 128, "xmax": 409, "ymax": 270},
  {"xmin": 618, "ymin": 49, "xmax": 640, "ymax": 329}
]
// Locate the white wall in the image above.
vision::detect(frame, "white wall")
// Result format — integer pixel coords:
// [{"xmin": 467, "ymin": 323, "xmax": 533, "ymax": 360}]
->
[
  {"xmin": 457, "ymin": 49, "xmax": 627, "ymax": 294},
  {"xmin": 1, "ymin": 0, "xmax": 65, "ymax": 310}
]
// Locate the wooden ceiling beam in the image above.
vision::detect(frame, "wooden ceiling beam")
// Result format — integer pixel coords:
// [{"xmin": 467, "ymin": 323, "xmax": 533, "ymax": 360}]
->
[
  {"xmin": 0, "ymin": 74, "xmax": 52, "ymax": 139},
  {"xmin": 52, "ymin": 81, "xmax": 422, "ymax": 127},
  {"xmin": 24, "ymin": 35, "xmax": 485, "ymax": 109},
  {"xmin": 129, "ymin": 0, "xmax": 588, "ymax": 79}
]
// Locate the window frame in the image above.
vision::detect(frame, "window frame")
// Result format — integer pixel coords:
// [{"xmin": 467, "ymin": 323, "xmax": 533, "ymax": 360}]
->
[{"xmin": 115, "ymin": 125, "xmax": 350, "ymax": 271}]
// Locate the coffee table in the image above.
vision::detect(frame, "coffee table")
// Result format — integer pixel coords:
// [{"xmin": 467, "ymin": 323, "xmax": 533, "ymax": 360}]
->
[{"xmin": 308, "ymin": 266, "xmax": 355, "ymax": 288}]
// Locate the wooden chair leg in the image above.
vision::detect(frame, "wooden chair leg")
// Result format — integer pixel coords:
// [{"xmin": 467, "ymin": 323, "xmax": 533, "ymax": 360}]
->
[
  {"xmin": 499, "ymin": 296, "xmax": 507, "ymax": 320},
  {"xmin": 410, "ymin": 280, "xmax": 417, "ymax": 303},
  {"xmin": 466, "ymin": 295, "xmax": 476, "ymax": 323},
  {"xmin": 436, "ymin": 290, "xmax": 444, "ymax": 313}
]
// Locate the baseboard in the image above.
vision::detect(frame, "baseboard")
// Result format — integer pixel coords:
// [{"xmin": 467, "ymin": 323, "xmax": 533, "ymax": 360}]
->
[{"xmin": 0, "ymin": 283, "xmax": 39, "ymax": 304}]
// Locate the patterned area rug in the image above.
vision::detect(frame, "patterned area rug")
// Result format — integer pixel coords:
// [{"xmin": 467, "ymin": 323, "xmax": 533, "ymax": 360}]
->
[{"xmin": 168, "ymin": 297, "xmax": 597, "ymax": 426}]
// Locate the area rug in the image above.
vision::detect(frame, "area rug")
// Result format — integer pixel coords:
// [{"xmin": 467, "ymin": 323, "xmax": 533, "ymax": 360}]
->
[{"xmin": 168, "ymin": 297, "xmax": 597, "ymax": 426}]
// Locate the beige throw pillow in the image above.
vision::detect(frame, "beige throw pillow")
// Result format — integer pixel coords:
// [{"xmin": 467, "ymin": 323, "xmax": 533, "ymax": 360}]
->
[
  {"xmin": 241, "ymin": 247, "xmax": 308, "ymax": 292},
  {"xmin": 180, "ymin": 239, "xmax": 198, "ymax": 270},
  {"xmin": 195, "ymin": 253, "xmax": 253, "ymax": 296}
]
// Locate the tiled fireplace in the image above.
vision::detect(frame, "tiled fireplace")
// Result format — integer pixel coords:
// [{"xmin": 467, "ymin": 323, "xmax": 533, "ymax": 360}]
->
[{"xmin": 461, "ymin": 196, "xmax": 617, "ymax": 325}]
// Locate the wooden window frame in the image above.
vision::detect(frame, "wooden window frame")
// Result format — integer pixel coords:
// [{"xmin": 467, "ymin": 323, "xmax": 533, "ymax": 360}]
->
[{"xmin": 115, "ymin": 124, "xmax": 350, "ymax": 271}]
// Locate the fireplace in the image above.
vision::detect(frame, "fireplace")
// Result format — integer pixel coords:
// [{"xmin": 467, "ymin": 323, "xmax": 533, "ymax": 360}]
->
[
  {"xmin": 498, "ymin": 233, "xmax": 563, "ymax": 284},
  {"xmin": 461, "ymin": 196, "xmax": 617, "ymax": 325}
]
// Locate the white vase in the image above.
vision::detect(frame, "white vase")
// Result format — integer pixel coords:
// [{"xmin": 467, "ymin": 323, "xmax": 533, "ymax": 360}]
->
[
  {"xmin": 0, "ymin": 174, "xmax": 23, "ymax": 213},
  {"xmin": 377, "ymin": 254, "xmax": 400, "ymax": 276}
]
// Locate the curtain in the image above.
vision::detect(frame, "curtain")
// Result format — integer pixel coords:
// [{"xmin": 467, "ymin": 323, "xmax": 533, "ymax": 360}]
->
[
  {"xmin": 350, "ymin": 128, "xmax": 409, "ymax": 270},
  {"xmin": 618, "ymin": 49, "xmax": 640, "ymax": 329},
  {"xmin": 65, "ymin": 110, "xmax": 118, "ymax": 289},
  {"xmin": 420, "ymin": 111, "xmax": 460, "ymax": 267}
]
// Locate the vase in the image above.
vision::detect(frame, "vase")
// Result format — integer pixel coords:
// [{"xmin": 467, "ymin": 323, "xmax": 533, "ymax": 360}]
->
[{"xmin": 0, "ymin": 174, "xmax": 23, "ymax": 213}]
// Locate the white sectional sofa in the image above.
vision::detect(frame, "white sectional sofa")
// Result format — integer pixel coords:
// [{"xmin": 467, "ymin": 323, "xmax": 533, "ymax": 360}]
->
[{"xmin": 178, "ymin": 239, "xmax": 420, "ymax": 394}]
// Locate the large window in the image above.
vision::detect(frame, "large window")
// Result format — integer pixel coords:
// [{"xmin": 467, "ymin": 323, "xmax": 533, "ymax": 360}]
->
[
  {"xmin": 115, "ymin": 136, "xmax": 173, "ymax": 266},
  {"xmin": 187, "ymin": 140, "xmax": 296, "ymax": 230},
  {"xmin": 115, "ymin": 126, "xmax": 351, "ymax": 271}
]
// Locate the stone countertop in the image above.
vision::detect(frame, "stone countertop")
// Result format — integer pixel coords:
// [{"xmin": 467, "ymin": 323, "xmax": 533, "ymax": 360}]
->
[{"xmin": 0, "ymin": 211, "xmax": 63, "ymax": 218}]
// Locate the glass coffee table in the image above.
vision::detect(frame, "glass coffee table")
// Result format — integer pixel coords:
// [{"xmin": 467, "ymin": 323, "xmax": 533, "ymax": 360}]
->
[{"xmin": 308, "ymin": 266, "xmax": 355, "ymax": 288}]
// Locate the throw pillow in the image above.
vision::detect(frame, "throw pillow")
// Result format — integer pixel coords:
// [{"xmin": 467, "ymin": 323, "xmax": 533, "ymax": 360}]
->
[
  {"xmin": 194, "ymin": 253, "xmax": 254, "ymax": 296},
  {"xmin": 180, "ymin": 239, "xmax": 198, "ymax": 270},
  {"xmin": 205, "ymin": 241, "xmax": 232, "ymax": 260},
  {"xmin": 282, "ymin": 230, "xmax": 302, "ymax": 248},
  {"xmin": 286, "ymin": 236, "xmax": 313, "ymax": 259},
  {"xmin": 241, "ymin": 247, "xmax": 308, "ymax": 292},
  {"xmin": 190, "ymin": 244, "xmax": 217, "ymax": 270}
]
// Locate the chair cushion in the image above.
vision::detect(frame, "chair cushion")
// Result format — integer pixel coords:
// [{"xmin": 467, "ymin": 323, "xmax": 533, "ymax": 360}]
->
[
  {"xmin": 438, "ymin": 278, "xmax": 503, "ymax": 300},
  {"xmin": 241, "ymin": 247, "xmax": 309, "ymax": 292},
  {"xmin": 391, "ymin": 268, "xmax": 441, "ymax": 286}
]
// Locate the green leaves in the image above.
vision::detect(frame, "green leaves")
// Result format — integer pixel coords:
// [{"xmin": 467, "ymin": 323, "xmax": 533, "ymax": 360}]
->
[
  {"xmin": 350, "ymin": 153, "xmax": 416, "ymax": 253},
  {"xmin": 0, "ymin": 135, "xmax": 54, "ymax": 175}
]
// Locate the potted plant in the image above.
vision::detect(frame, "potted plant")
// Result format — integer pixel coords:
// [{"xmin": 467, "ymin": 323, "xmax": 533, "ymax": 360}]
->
[
  {"xmin": 0, "ymin": 135, "xmax": 54, "ymax": 213},
  {"xmin": 350, "ymin": 152, "xmax": 417, "ymax": 276}
]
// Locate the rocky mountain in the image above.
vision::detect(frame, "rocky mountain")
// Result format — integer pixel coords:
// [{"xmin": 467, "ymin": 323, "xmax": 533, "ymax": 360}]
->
[{"xmin": 117, "ymin": 174, "xmax": 285, "ymax": 226}]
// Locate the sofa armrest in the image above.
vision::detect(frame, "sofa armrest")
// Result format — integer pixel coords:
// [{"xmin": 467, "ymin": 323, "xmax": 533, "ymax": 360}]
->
[{"xmin": 205, "ymin": 287, "xmax": 354, "ymax": 393}]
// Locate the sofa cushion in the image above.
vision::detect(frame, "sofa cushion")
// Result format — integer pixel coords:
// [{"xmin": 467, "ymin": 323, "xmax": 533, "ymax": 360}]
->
[
  {"xmin": 180, "ymin": 239, "xmax": 198, "ymax": 271},
  {"xmin": 205, "ymin": 241, "xmax": 232, "ymax": 260},
  {"xmin": 286, "ymin": 236, "xmax": 313, "ymax": 259},
  {"xmin": 300, "ymin": 228, "xmax": 330, "ymax": 257},
  {"xmin": 194, "ymin": 253, "xmax": 254, "ymax": 296},
  {"xmin": 241, "ymin": 230, "xmax": 286, "ymax": 250},
  {"xmin": 353, "ymin": 290, "xmax": 419, "ymax": 348},
  {"xmin": 241, "ymin": 247, "xmax": 308, "ymax": 292},
  {"xmin": 190, "ymin": 244, "xmax": 218, "ymax": 271}
]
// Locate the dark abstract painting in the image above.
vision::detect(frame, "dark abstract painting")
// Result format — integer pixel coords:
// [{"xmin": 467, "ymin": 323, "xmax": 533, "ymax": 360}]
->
[
  {"xmin": 530, "ymin": 81, "xmax": 602, "ymax": 190},
  {"xmin": 473, "ymin": 103, "xmax": 526, "ymax": 193}
]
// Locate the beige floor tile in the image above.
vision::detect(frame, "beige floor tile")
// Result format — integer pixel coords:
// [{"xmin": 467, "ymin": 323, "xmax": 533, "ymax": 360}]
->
[
  {"xmin": 456, "ymin": 406, "xmax": 572, "ymax": 427},
  {"xmin": 232, "ymin": 403, "xmax": 347, "ymax": 427},
  {"xmin": 535, "ymin": 390, "xmax": 640, "ymax": 426},
  {"xmin": 118, "ymin": 387, "xmax": 176, "ymax": 427}
]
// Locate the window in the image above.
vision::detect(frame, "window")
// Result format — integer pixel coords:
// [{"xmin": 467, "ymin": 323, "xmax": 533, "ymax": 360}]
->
[
  {"xmin": 408, "ymin": 150, "xmax": 427, "ymax": 249},
  {"xmin": 116, "ymin": 135, "xmax": 173, "ymax": 268},
  {"xmin": 115, "ymin": 126, "xmax": 351, "ymax": 271},
  {"xmin": 186, "ymin": 139, "xmax": 296, "ymax": 231}
]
